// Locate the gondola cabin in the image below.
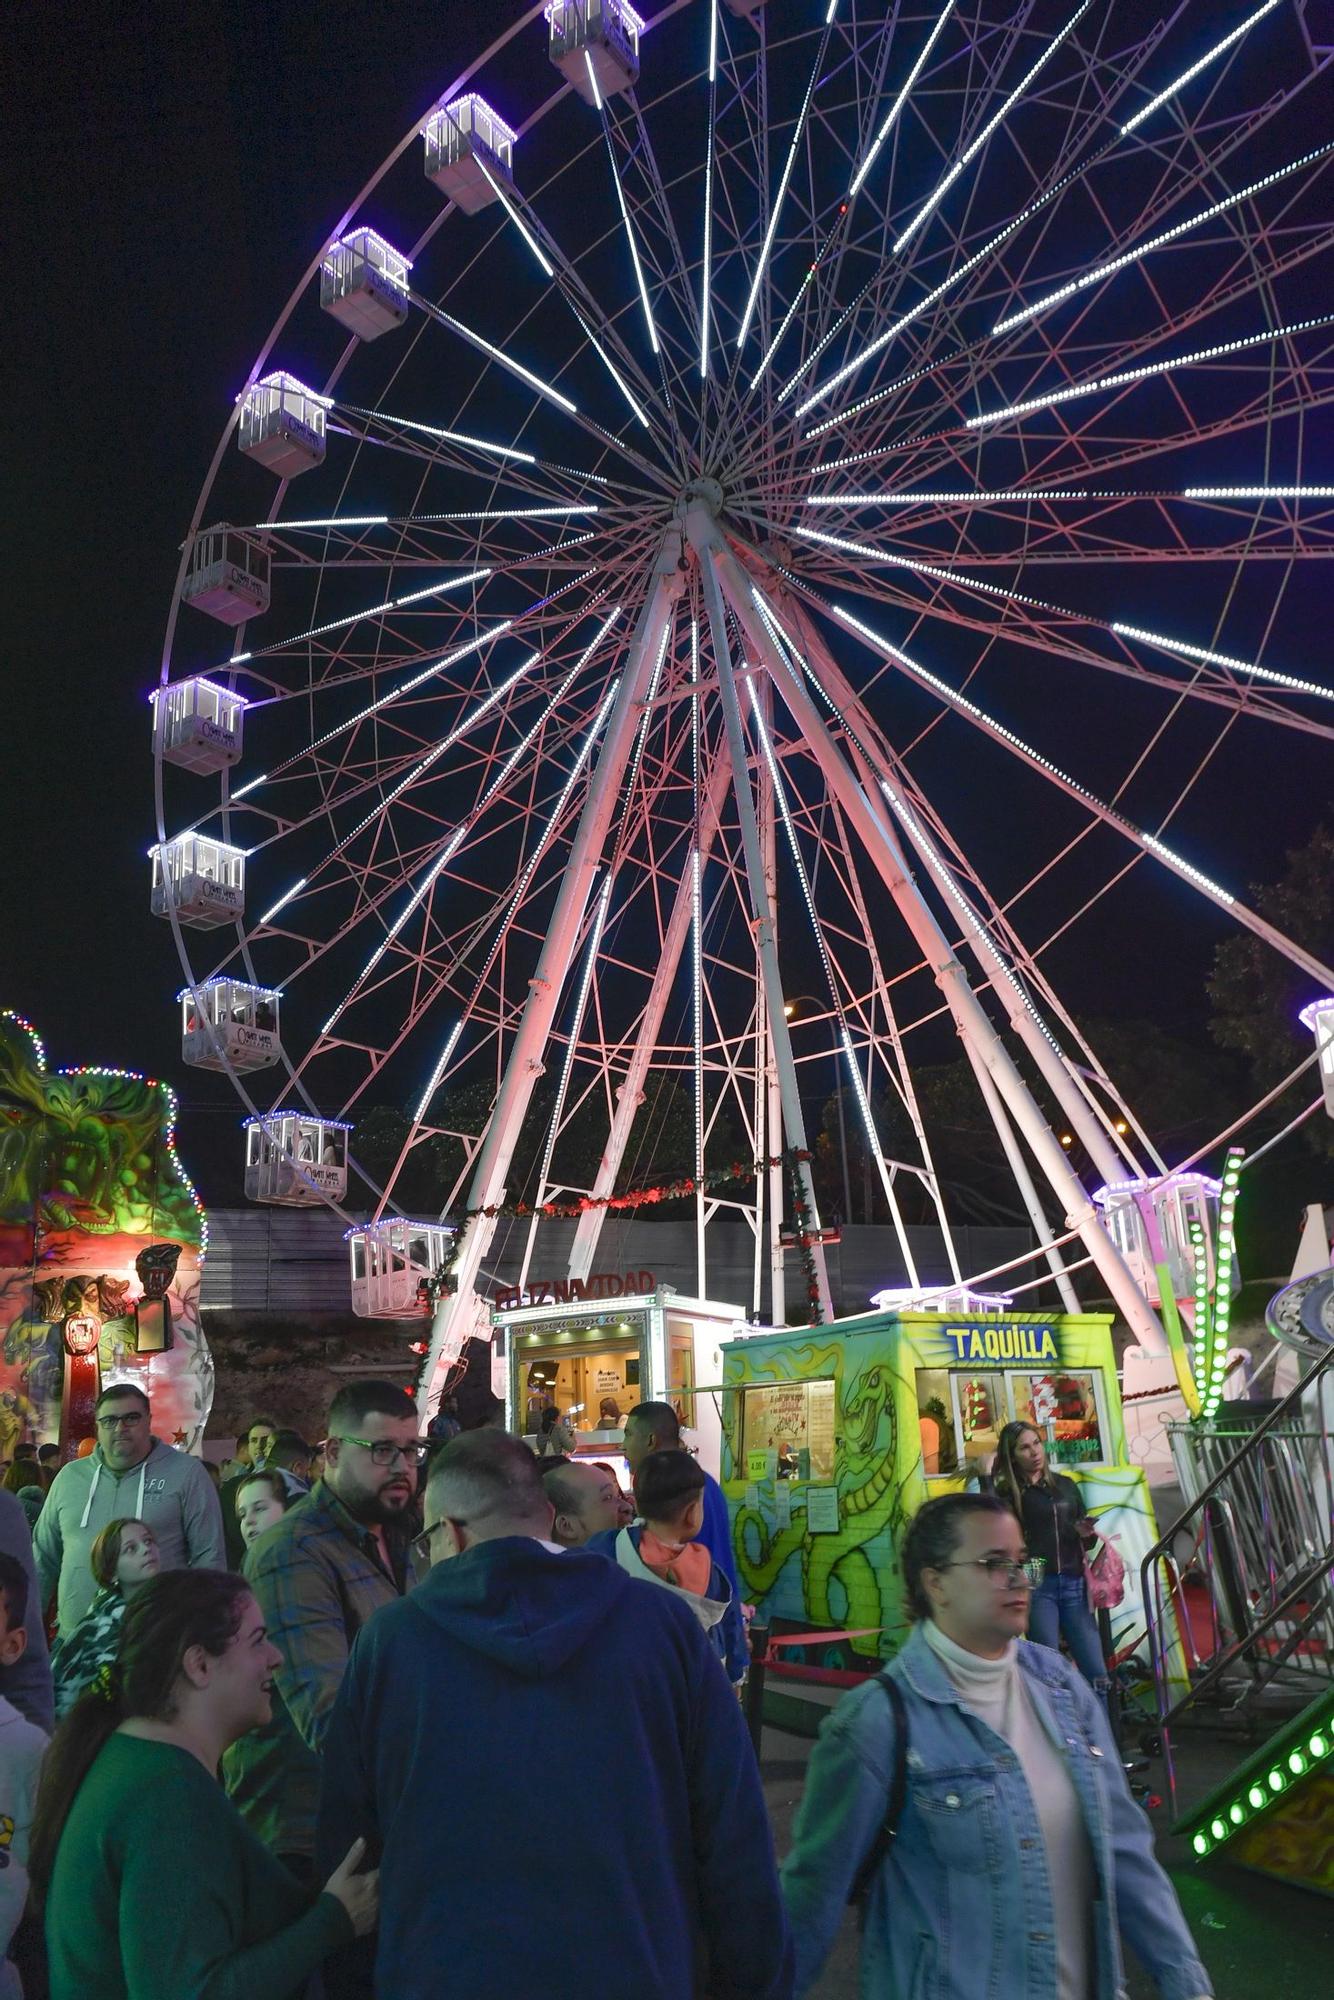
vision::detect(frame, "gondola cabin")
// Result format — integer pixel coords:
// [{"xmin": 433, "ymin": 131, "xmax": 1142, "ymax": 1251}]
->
[
  {"xmin": 243, "ymin": 1114, "xmax": 350, "ymax": 1206},
  {"xmin": 151, "ymin": 677, "xmax": 246, "ymax": 775},
  {"xmin": 150, "ymin": 835, "xmax": 245, "ymax": 930},
  {"xmin": 237, "ymin": 372, "xmax": 329, "ymax": 479},
  {"xmin": 320, "ymin": 229, "xmax": 412, "ymax": 341},
  {"xmin": 180, "ymin": 524, "xmax": 271, "ymax": 627},
  {"xmin": 720, "ymin": 1306, "xmax": 1184, "ymax": 1683},
  {"xmin": 179, "ymin": 979, "xmax": 280, "ymax": 1073},
  {"xmin": 546, "ymin": 0, "xmax": 643, "ymax": 105},
  {"xmin": 1300, "ymin": 997, "xmax": 1334, "ymax": 1118},
  {"xmin": 347, "ymin": 1219, "xmax": 456, "ymax": 1318},
  {"xmin": 424, "ymin": 94, "xmax": 517, "ymax": 214},
  {"xmin": 1094, "ymin": 1173, "xmax": 1235, "ymax": 1311}
]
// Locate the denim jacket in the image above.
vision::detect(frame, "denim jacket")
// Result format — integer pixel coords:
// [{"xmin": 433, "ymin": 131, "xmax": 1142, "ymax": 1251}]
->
[{"xmin": 781, "ymin": 1625, "xmax": 1212, "ymax": 2000}]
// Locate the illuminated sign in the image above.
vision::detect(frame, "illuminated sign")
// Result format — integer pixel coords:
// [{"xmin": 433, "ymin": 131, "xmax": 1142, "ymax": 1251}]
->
[
  {"xmin": 942, "ymin": 1324, "xmax": 1059, "ymax": 1364},
  {"xmin": 494, "ymin": 1270, "xmax": 655, "ymax": 1312}
]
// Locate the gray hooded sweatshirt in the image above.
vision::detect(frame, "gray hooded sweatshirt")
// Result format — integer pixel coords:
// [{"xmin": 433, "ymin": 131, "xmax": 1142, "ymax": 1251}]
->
[{"xmin": 33, "ymin": 1438, "xmax": 225, "ymax": 1635}]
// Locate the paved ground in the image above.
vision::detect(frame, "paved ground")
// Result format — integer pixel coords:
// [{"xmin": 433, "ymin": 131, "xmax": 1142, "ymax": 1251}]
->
[{"xmin": 760, "ymin": 1721, "xmax": 1334, "ymax": 1997}]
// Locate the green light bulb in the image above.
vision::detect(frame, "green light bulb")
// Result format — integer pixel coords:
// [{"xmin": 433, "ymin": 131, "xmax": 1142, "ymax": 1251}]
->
[
  {"xmin": 1229, "ymin": 1803, "xmax": 1244, "ymax": 1824},
  {"xmin": 1310, "ymin": 1734, "xmax": 1328, "ymax": 1758},
  {"xmin": 1248, "ymin": 1786, "xmax": 1265, "ymax": 1808},
  {"xmin": 1211, "ymin": 1818, "xmax": 1226, "ymax": 1840},
  {"xmin": 1268, "ymin": 1770, "xmax": 1284, "ymax": 1791},
  {"xmin": 1289, "ymin": 1751, "xmax": 1306, "ymax": 1775},
  {"xmin": 1193, "ymin": 1832, "xmax": 1209, "ymax": 1855}
]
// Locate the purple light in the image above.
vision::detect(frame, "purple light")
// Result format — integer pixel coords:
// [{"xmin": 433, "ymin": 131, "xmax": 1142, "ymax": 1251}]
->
[
  {"xmin": 243, "ymin": 1113, "xmax": 354, "ymax": 1131},
  {"xmin": 236, "ymin": 371, "xmax": 332, "ymax": 410},
  {"xmin": 176, "ymin": 978, "xmax": 279, "ymax": 1002},
  {"xmin": 1298, "ymin": 996, "xmax": 1334, "ymax": 1031},
  {"xmin": 544, "ymin": 0, "xmax": 645, "ymax": 32},
  {"xmin": 324, "ymin": 227, "xmax": 413, "ymax": 274},
  {"xmin": 148, "ymin": 677, "xmax": 251, "ymax": 709},
  {"xmin": 1094, "ymin": 1172, "xmax": 1222, "ymax": 1204},
  {"xmin": 342, "ymin": 1219, "xmax": 456, "ymax": 1241},
  {"xmin": 433, "ymin": 91, "xmax": 517, "ymax": 149}
]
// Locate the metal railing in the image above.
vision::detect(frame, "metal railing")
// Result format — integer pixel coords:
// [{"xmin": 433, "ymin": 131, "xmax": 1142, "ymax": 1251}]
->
[{"xmin": 1140, "ymin": 1342, "xmax": 1334, "ymax": 1815}]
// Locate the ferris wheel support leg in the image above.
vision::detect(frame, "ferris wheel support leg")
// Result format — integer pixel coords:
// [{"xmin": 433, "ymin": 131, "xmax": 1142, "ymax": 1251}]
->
[
  {"xmin": 961, "ymin": 1048, "xmax": 1084, "ymax": 1316},
  {"xmin": 777, "ymin": 591, "xmax": 1131, "ymax": 1191},
  {"xmin": 695, "ymin": 531, "xmax": 833, "ymax": 1323},
  {"xmin": 566, "ymin": 755, "xmax": 733, "ymax": 1282},
  {"xmin": 417, "ymin": 545, "xmax": 686, "ymax": 1413},
  {"xmin": 702, "ymin": 527, "xmax": 1168, "ymax": 1354}
]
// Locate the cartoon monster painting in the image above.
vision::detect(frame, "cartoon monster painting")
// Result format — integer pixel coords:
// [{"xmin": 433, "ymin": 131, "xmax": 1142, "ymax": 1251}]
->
[{"xmin": 0, "ymin": 1012, "xmax": 213, "ymax": 1454}]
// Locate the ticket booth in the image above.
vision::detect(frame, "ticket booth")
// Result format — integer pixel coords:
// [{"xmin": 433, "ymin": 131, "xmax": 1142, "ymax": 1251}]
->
[
  {"xmin": 493, "ymin": 1282, "xmax": 750, "ymax": 1482},
  {"xmin": 720, "ymin": 1306, "xmax": 1182, "ymax": 1678}
]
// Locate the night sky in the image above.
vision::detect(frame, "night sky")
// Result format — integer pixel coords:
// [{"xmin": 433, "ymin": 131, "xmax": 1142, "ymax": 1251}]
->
[{"xmin": 7, "ymin": 1, "xmax": 1331, "ymax": 1214}]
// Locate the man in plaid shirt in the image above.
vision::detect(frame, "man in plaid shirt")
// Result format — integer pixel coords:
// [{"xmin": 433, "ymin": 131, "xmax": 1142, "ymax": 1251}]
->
[{"xmin": 224, "ymin": 1379, "xmax": 422, "ymax": 1875}]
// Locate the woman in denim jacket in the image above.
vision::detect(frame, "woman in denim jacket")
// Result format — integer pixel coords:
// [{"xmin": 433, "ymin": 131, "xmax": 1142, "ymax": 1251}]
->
[{"xmin": 781, "ymin": 1494, "xmax": 1211, "ymax": 2000}]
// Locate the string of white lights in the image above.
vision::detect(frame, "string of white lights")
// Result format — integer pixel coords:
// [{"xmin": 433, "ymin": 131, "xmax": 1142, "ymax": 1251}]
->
[
  {"xmin": 993, "ymin": 144, "xmax": 1334, "ymax": 335},
  {"xmin": 227, "ymin": 569, "xmax": 493, "ymax": 670},
  {"xmin": 1112, "ymin": 622, "xmax": 1333, "ymax": 702},
  {"xmin": 1121, "ymin": 0, "xmax": 1283, "ymax": 135},
  {"xmin": 892, "ymin": 1, "xmax": 1093, "ymax": 254},
  {"xmin": 736, "ymin": 9, "xmax": 837, "ymax": 351},
  {"xmin": 968, "ymin": 312, "xmax": 1334, "ymax": 428},
  {"xmin": 848, "ymin": 0, "xmax": 955, "ymax": 199}
]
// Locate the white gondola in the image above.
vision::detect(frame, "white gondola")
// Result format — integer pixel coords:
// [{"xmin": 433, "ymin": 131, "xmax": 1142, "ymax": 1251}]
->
[
  {"xmin": 237, "ymin": 371, "xmax": 330, "ymax": 479},
  {"xmin": 347, "ymin": 1219, "xmax": 456, "ymax": 1318},
  {"xmin": 1094, "ymin": 1172, "xmax": 1233, "ymax": 1307},
  {"xmin": 179, "ymin": 979, "xmax": 280, "ymax": 1072},
  {"xmin": 320, "ymin": 229, "xmax": 412, "ymax": 341},
  {"xmin": 150, "ymin": 834, "xmax": 245, "ymax": 930},
  {"xmin": 1300, "ymin": 997, "xmax": 1334, "ymax": 1118},
  {"xmin": 243, "ymin": 1113, "xmax": 350, "ymax": 1206},
  {"xmin": 546, "ymin": 0, "xmax": 643, "ymax": 105},
  {"xmin": 151, "ymin": 677, "xmax": 246, "ymax": 775},
  {"xmin": 424, "ymin": 93, "xmax": 517, "ymax": 214},
  {"xmin": 180, "ymin": 523, "xmax": 271, "ymax": 626}
]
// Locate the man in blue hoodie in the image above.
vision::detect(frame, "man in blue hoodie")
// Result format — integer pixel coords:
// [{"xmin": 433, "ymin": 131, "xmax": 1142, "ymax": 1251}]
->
[{"xmin": 318, "ymin": 1430, "xmax": 792, "ymax": 2000}]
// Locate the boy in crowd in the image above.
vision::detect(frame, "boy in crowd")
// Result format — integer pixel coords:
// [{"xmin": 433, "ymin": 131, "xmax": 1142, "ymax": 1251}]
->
[{"xmin": 590, "ymin": 1450, "xmax": 748, "ymax": 1684}]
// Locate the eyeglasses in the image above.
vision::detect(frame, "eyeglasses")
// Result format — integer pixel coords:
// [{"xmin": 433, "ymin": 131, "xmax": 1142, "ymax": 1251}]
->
[
  {"xmin": 97, "ymin": 1412, "xmax": 147, "ymax": 1429},
  {"xmin": 937, "ymin": 1555, "xmax": 1046, "ymax": 1587},
  {"xmin": 413, "ymin": 1517, "xmax": 452, "ymax": 1564},
  {"xmin": 332, "ymin": 1434, "xmax": 429, "ymax": 1469}
]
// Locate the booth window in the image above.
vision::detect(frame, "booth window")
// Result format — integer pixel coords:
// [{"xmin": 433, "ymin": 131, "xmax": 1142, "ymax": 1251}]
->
[
  {"xmin": 1012, "ymin": 1371, "xmax": 1104, "ymax": 1465},
  {"xmin": 739, "ymin": 1379, "xmax": 835, "ymax": 1482},
  {"xmin": 917, "ymin": 1366, "xmax": 1108, "ymax": 1476}
]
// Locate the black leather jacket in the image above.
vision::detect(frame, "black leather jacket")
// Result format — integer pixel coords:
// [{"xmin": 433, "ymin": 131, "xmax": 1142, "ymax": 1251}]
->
[{"xmin": 1014, "ymin": 1471, "xmax": 1088, "ymax": 1578}]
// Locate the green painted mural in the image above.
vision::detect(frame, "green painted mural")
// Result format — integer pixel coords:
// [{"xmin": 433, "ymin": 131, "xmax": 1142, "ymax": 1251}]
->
[
  {"xmin": 0, "ymin": 1011, "xmax": 213, "ymax": 1456},
  {"xmin": 722, "ymin": 1309, "xmax": 1186, "ymax": 1682}
]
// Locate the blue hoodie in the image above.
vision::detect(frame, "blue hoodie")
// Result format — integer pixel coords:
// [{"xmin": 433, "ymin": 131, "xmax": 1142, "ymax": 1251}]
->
[{"xmin": 317, "ymin": 1537, "xmax": 792, "ymax": 2000}]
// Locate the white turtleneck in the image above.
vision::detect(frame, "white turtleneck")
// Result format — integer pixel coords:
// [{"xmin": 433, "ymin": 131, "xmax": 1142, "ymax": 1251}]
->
[{"xmin": 923, "ymin": 1619, "xmax": 1095, "ymax": 2000}]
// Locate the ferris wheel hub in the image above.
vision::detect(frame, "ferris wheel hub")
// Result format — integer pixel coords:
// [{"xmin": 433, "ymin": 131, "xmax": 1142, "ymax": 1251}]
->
[{"xmin": 679, "ymin": 476, "xmax": 725, "ymax": 519}]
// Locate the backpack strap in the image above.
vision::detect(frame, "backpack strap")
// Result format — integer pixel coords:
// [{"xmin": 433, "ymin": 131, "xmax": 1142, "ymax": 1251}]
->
[{"xmin": 850, "ymin": 1671, "xmax": 909, "ymax": 1906}]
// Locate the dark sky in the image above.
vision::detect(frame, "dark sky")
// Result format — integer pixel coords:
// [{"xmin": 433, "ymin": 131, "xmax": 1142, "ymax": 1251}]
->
[{"xmin": 7, "ymin": 1, "xmax": 1331, "ymax": 1210}]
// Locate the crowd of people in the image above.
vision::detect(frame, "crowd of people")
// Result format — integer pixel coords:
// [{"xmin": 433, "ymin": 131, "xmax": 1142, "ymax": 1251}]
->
[{"xmin": 0, "ymin": 1385, "xmax": 1213, "ymax": 1999}]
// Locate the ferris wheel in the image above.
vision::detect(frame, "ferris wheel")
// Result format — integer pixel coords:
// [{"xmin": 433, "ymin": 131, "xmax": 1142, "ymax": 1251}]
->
[{"xmin": 152, "ymin": 0, "xmax": 1334, "ymax": 1408}]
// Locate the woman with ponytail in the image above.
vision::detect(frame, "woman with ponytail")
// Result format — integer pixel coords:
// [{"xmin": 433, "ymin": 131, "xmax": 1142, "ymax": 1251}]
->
[{"xmin": 31, "ymin": 1569, "xmax": 377, "ymax": 1999}]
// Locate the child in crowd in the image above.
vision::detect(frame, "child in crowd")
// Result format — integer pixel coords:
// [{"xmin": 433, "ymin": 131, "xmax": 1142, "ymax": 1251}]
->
[
  {"xmin": 234, "ymin": 1471, "xmax": 293, "ymax": 1555},
  {"xmin": 601, "ymin": 1450, "xmax": 748, "ymax": 1684},
  {"xmin": 49, "ymin": 1519, "xmax": 159, "ymax": 1721},
  {"xmin": 0, "ymin": 1552, "xmax": 48, "ymax": 2000}
]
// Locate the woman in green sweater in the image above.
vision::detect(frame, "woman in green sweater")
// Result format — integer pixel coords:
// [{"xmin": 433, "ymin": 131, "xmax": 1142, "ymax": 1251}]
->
[{"xmin": 29, "ymin": 1568, "xmax": 377, "ymax": 2000}]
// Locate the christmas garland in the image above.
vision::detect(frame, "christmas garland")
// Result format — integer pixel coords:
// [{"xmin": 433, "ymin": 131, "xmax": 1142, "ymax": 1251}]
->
[{"xmin": 419, "ymin": 1149, "xmax": 825, "ymax": 1322}]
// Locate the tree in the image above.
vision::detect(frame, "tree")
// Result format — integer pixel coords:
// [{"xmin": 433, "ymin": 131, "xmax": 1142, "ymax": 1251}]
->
[{"xmin": 1207, "ymin": 826, "xmax": 1334, "ymax": 1159}]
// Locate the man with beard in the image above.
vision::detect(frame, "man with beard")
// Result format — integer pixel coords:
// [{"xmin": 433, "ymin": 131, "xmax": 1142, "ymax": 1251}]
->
[{"xmin": 225, "ymin": 1380, "xmax": 422, "ymax": 1880}]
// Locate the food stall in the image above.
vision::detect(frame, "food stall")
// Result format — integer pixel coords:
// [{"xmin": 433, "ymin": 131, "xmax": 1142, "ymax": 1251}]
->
[
  {"xmin": 720, "ymin": 1303, "xmax": 1183, "ymax": 1677},
  {"xmin": 492, "ymin": 1280, "xmax": 754, "ymax": 1481}
]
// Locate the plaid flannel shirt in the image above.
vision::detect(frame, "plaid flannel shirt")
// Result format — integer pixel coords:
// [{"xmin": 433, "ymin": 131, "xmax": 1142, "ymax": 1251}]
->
[{"xmin": 224, "ymin": 1479, "xmax": 411, "ymax": 1859}]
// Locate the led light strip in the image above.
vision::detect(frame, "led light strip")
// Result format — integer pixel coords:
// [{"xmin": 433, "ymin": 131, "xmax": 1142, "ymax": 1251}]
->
[
  {"xmin": 736, "ymin": 12, "xmax": 835, "ymax": 351},
  {"xmin": 893, "ymin": 2, "xmax": 1092, "ymax": 253},
  {"xmin": 228, "ymin": 569, "xmax": 493, "ymax": 669},
  {"xmin": 1190, "ymin": 1220, "xmax": 1212, "ymax": 1406},
  {"xmin": 848, "ymin": 0, "xmax": 955, "ymax": 198},
  {"xmin": 593, "ymin": 55, "xmax": 660, "ymax": 357},
  {"xmin": 336, "ymin": 402, "xmax": 537, "ymax": 465},
  {"xmin": 1199, "ymin": 1148, "xmax": 1243, "ymax": 1419},
  {"xmin": 994, "ymin": 145, "xmax": 1334, "ymax": 335},
  {"xmin": 802, "ymin": 355, "xmax": 948, "ymax": 438},
  {"xmin": 827, "ymin": 600, "xmax": 1239, "ymax": 911},
  {"xmin": 1189, "ymin": 1709, "xmax": 1334, "ymax": 1859},
  {"xmin": 699, "ymin": 0, "xmax": 716, "ymax": 379},
  {"xmin": 1113, "ymin": 622, "xmax": 1333, "ymax": 703},
  {"xmin": 1123, "ymin": 0, "xmax": 1283, "ymax": 135},
  {"xmin": 967, "ymin": 313, "xmax": 1334, "ymax": 428}
]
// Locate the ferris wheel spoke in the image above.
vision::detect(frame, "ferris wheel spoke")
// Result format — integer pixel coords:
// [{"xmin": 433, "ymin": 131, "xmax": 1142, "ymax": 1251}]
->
[
  {"xmin": 784, "ymin": 547, "xmax": 1334, "ymax": 740},
  {"xmin": 820, "ymin": 594, "xmax": 1334, "ymax": 992}
]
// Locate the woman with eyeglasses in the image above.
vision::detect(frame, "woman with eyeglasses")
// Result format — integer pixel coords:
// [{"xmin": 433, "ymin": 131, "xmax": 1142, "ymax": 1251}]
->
[{"xmin": 782, "ymin": 1492, "xmax": 1212, "ymax": 2000}]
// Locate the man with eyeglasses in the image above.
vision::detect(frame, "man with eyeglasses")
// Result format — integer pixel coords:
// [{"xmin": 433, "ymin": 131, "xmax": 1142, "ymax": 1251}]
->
[
  {"xmin": 225, "ymin": 1378, "xmax": 423, "ymax": 1882},
  {"xmin": 33, "ymin": 1383, "xmax": 224, "ymax": 1635}
]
